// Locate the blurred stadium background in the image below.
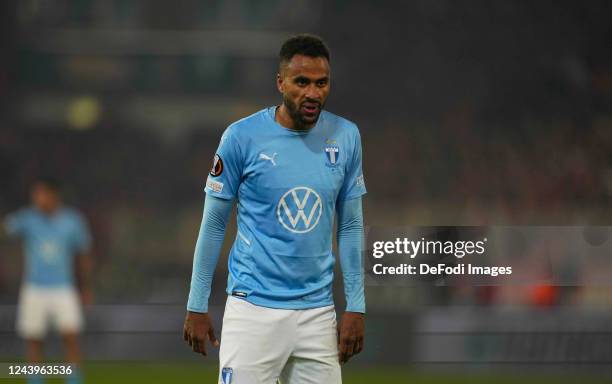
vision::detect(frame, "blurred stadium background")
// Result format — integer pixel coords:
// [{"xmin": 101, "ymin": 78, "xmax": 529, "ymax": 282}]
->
[{"xmin": 1, "ymin": 0, "xmax": 612, "ymax": 382}]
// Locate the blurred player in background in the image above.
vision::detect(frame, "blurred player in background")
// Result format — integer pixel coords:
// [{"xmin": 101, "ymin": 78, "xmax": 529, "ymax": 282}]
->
[
  {"xmin": 2, "ymin": 177, "xmax": 93, "ymax": 384},
  {"xmin": 184, "ymin": 34, "xmax": 366, "ymax": 384}
]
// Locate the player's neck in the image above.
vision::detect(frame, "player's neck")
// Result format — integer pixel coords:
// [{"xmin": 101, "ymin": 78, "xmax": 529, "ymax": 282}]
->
[
  {"xmin": 36, "ymin": 204, "xmax": 61, "ymax": 216},
  {"xmin": 275, "ymin": 105, "xmax": 313, "ymax": 131}
]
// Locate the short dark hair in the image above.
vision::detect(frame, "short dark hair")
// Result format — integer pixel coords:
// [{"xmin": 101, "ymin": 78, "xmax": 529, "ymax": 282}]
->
[
  {"xmin": 279, "ymin": 34, "xmax": 330, "ymax": 68},
  {"xmin": 35, "ymin": 176, "xmax": 61, "ymax": 192}
]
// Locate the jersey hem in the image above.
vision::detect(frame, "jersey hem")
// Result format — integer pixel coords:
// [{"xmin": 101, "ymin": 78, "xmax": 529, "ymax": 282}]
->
[
  {"xmin": 234, "ymin": 295, "xmax": 335, "ymax": 310},
  {"xmin": 22, "ymin": 282, "xmax": 76, "ymax": 290}
]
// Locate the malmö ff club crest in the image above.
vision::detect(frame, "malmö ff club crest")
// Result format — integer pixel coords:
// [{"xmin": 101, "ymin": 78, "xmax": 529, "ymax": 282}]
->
[
  {"xmin": 221, "ymin": 367, "xmax": 233, "ymax": 384},
  {"xmin": 324, "ymin": 140, "xmax": 339, "ymax": 167}
]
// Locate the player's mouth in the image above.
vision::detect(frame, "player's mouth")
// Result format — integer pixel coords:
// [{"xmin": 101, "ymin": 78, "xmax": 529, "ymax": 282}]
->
[{"xmin": 300, "ymin": 102, "xmax": 320, "ymax": 116}]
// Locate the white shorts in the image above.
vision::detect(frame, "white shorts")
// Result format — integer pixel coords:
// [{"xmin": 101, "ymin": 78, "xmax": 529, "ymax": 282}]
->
[
  {"xmin": 16, "ymin": 284, "xmax": 83, "ymax": 339},
  {"xmin": 219, "ymin": 296, "xmax": 341, "ymax": 384}
]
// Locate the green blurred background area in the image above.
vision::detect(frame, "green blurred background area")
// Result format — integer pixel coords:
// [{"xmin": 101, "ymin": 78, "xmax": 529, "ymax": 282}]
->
[{"xmin": 3, "ymin": 362, "xmax": 612, "ymax": 384}]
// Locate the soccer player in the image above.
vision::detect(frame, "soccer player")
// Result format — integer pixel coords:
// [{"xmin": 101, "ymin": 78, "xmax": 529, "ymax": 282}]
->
[
  {"xmin": 3, "ymin": 178, "xmax": 92, "ymax": 384},
  {"xmin": 184, "ymin": 34, "xmax": 366, "ymax": 384}
]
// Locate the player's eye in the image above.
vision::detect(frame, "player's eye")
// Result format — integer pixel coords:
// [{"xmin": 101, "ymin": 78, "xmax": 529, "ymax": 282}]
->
[
  {"xmin": 295, "ymin": 78, "xmax": 309, "ymax": 86},
  {"xmin": 316, "ymin": 79, "xmax": 328, "ymax": 87}
]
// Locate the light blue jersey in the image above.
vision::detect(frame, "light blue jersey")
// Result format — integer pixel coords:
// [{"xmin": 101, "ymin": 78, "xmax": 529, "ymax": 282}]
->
[
  {"xmin": 4, "ymin": 207, "xmax": 92, "ymax": 287},
  {"xmin": 204, "ymin": 107, "xmax": 366, "ymax": 309}
]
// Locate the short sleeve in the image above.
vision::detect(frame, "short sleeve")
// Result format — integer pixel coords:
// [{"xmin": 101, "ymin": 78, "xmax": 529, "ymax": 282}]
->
[
  {"xmin": 338, "ymin": 126, "xmax": 367, "ymax": 201},
  {"xmin": 204, "ymin": 125, "xmax": 243, "ymax": 200},
  {"xmin": 72, "ymin": 213, "xmax": 92, "ymax": 253},
  {"xmin": 3, "ymin": 210, "xmax": 26, "ymax": 238}
]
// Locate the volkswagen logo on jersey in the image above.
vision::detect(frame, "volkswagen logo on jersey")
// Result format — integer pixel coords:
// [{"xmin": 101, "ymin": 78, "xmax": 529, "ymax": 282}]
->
[
  {"xmin": 277, "ymin": 187, "xmax": 323, "ymax": 234},
  {"xmin": 40, "ymin": 240, "xmax": 59, "ymax": 263},
  {"xmin": 324, "ymin": 142, "xmax": 339, "ymax": 166}
]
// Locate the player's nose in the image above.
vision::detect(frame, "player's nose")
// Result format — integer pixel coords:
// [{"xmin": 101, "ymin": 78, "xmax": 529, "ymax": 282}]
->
[{"xmin": 305, "ymin": 85, "xmax": 322, "ymax": 101}]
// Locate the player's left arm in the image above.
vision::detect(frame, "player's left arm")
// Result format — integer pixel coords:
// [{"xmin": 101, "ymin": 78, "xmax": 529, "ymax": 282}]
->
[
  {"xmin": 336, "ymin": 196, "xmax": 365, "ymax": 364},
  {"xmin": 75, "ymin": 250, "xmax": 94, "ymax": 305},
  {"xmin": 336, "ymin": 124, "xmax": 367, "ymax": 364},
  {"xmin": 73, "ymin": 213, "xmax": 94, "ymax": 305}
]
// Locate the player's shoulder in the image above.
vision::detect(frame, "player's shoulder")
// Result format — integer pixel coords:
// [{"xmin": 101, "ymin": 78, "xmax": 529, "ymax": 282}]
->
[
  {"xmin": 321, "ymin": 110, "xmax": 361, "ymax": 139},
  {"xmin": 225, "ymin": 108, "xmax": 270, "ymax": 136},
  {"xmin": 322, "ymin": 110, "xmax": 359, "ymax": 131},
  {"xmin": 7, "ymin": 207, "xmax": 35, "ymax": 221},
  {"xmin": 59, "ymin": 207, "xmax": 87, "ymax": 223}
]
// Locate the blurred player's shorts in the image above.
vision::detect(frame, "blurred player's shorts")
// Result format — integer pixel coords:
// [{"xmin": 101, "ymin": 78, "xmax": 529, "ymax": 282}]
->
[{"xmin": 16, "ymin": 284, "xmax": 83, "ymax": 339}]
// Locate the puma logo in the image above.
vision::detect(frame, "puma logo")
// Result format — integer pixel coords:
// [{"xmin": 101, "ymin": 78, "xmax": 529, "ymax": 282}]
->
[{"xmin": 259, "ymin": 152, "xmax": 277, "ymax": 166}]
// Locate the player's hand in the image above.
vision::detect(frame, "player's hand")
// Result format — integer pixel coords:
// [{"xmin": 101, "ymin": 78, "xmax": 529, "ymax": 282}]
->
[
  {"xmin": 183, "ymin": 311, "xmax": 220, "ymax": 356},
  {"xmin": 337, "ymin": 312, "xmax": 365, "ymax": 365}
]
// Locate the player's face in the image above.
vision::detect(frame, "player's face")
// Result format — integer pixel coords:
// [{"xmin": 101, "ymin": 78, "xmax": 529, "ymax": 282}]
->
[
  {"xmin": 31, "ymin": 183, "xmax": 60, "ymax": 213},
  {"xmin": 277, "ymin": 54, "xmax": 330, "ymax": 127}
]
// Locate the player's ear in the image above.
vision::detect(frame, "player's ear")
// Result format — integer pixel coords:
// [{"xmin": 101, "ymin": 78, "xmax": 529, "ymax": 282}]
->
[{"xmin": 276, "ymin": 73, "xmax": 284, "ymax": 93}]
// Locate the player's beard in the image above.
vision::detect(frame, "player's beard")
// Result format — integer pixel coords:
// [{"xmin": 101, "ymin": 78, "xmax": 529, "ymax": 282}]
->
[{"xmin": 283, "ymin": 96, "xmax": 323, "ymax": 129}]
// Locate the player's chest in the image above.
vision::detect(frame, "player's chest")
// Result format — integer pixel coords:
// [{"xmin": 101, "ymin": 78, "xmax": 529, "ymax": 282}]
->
[
  {"xmin": 26, "ymin": 218, "xmax": 73, "ymax": 244},
  {"xmin": 244, "ymin": 137, "xmax": 345, "ymax": 190}
]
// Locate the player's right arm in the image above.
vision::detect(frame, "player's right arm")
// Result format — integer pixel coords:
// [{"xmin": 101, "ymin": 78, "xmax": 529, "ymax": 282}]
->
[
  {"xmin": 2, "ymin": 210, "xmax": 26, "ymax": 240},
  {"xmin": 184, "ymin": 194, "xmax": 233, "ymax": 356},
  {"xmin": 184, "ymin": 125, "xmax": 243, "ymax": 356}
]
